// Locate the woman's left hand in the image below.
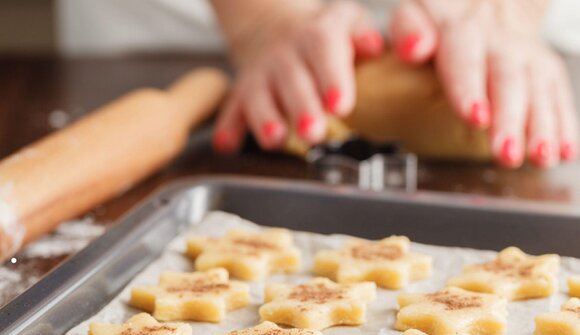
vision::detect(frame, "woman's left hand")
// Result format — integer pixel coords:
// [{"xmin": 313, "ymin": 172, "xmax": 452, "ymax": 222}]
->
[{"xmin": 389, "ymin": 0, "xmax": 578, "ymax": 168}]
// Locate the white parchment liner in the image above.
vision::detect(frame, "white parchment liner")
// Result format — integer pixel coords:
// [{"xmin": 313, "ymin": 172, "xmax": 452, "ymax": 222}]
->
[{"xmin": 67, "ymin": 211, "xmax": 580, "ymax": 335}]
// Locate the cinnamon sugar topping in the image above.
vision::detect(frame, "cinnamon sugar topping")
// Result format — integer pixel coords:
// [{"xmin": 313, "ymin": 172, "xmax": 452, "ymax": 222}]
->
[
  {"xmin": 166, "ymin": 282, "xmax": 229, "ymax": 294},
  {"xmin": 351, "ymin": 243, "xmax": 404, "ymax": 261},
  {"xmin": 289, "ymin": 283, "xmax": 344, "ymax": 304},
  {"xmin": 232, "ymin": 238, "xmax": 277, "ymax": 251},
  {"xmin": 121, "ymin": 325, "xmax": 177, "ymax": 335},
  {"xmin": 481, "ymin": 259, "xmax": 534, "ymax": 278},
  {"xmin": 427, "ymin": 291, "xmax": 483, "ymax": 310}
]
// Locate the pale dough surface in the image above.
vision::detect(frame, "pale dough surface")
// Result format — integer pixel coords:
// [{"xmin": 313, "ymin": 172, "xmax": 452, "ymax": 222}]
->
[{"xmin": 68, "ymin": 211, "xmax": 580, "ymax": 335}]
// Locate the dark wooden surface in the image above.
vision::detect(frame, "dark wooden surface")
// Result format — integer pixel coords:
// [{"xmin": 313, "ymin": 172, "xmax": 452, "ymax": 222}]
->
[{"xmin": 1, "ymin": 55, "xmax": 579, "ymax": 307}]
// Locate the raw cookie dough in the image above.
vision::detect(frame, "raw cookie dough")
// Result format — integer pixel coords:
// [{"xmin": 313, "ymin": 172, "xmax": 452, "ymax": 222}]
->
[
  {"xmin": 130, "ymin": 268, "xmax": 249, "ymax": 322},
  {"xmin": 535, "ymin": 298, "xmax": 580, "ymax": 335},
  {"xmin": 396, "ymin": 287, "xmax": 508, "ymax": 335},
  {"xmin": 314, "ymin": 235, "xmax": 432, "ymax": 289},
  {"xmin": 259, "ymin": 277, "xmax": 376, "ymax": 330},
  {"xmin": 447, "ymin": 247, "xmax": 560, "ymax": 300},
  {"xmin": 89, "ymin": 313, "xmax": 191, "ymax": 335},
  {"xmin": 225, "ymin": 321, "xmax": 322, "ymax": 335},
  {"xmin": 569, "ymin": 276, "xmax": 580, "ymax": 298},
  {"xmin": 187, "ymin": 228, "xmax": 300, "ymax": 280}
]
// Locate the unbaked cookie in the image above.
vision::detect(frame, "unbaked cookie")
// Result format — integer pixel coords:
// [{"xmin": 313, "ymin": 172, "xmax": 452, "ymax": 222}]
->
[
  {"xmin": 89, "ymin": 313, "xmax": 191, "ymax": 335},
  {"xmin": 535, "ymin": 298, "xmax": 580, "ymax": 335},
  {"xmin": 259, "ymin": 277, "xmax": 376, "ymax": 330},
  {"xmin": 130, "ymin": 268, "xmax": 249, "ymax": 322},
  {"xmin": 225, "ymin": 321, "xmax": 322, "ymax": 335},
  {"xmin": 569, "ymin": 276, "xmax": 580, "ymax": 298},
  {"xmin": 187, "ymin": 228, "xmax": 300, "ymax": 280},
  {"xmin": 447, "ymin": 247, "xmax": 560, "ymax": 300},
  {"xmin": 314, "ymin": 236, "xmax": 432, "ymax": 289},
  {"xmin": 396, "ymin": 287, "xmax": 508, "ymax": 335}
]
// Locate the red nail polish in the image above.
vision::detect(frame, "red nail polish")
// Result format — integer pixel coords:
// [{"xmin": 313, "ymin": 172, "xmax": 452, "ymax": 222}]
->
[
  {"xmin": 469, "ymin": 101, "xmax": 490, "ymax": 128},
  {"xmin": 561, "ymin": 142, "xmax": 576, "ymax": 161},
  {"xmin": 354, "ymin": 31, "xmax": 384, "ymax": 57},
  {"xmin": 261, "ymin": 120, "xmax": 282, "ymax": 141},
  {"xmin": 399, "ymin": 33, "xmax": 421, "ymax": 62},
  {"xmin": 213, "ymin": 130, "xmax": 233, "ymax": 154},
  {"xmin": 324, "ymin": 87, "xmax": 341, "ymax": 115},
  {"xmin": 500, "ymin": 137, "xmax": 522, "ymax": 167},
  {"xmin": 533, "ymin": 141, "xmax": 552, "ymax": 167},
  {"xmin": 298, "ymin": 113, "xmax": 315, "ymax": 139}
]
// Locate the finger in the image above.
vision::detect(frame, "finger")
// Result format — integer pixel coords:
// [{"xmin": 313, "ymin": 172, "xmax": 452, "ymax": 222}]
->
[
  {"xmin": 526, "ymin": 66, "xmax": 559, "ymax": 168},
  {"xmin": 553, "ymin": 59, "xmax": 579, "ymax": 161},
  {"xmin": 389, "ymin": 0, "xmax": 437, "ymax": 64},
  {"xmin": 489, "ymin": 51, "xmax": 528, "ymax": 168},
  {"xmin": 436, "ymin": 21, "xmax": 490, "ymax": 128},
  {"xmin": 241, "ymin": 76, "xmax": 288, "ymax": 150},
  {"xmin": 271, "ymin": 48, "xmax": 327, "ymax": 144},
  {"xmin": 299, "ymin": 1, "xmax": 366, "ymax": 116},
  {"xmin": 213, "ymin": 93, "xmax": 246, "ymax": 155}
]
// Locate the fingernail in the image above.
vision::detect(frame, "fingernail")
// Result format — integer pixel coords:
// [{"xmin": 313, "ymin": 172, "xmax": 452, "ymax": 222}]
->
[
  {"xmin": 324, "ymin": 87, "xmax": 341, "ymax": 115},
  {"xmin": 298, "ymin": 113, "xmax": 316, "ymax": 139},
  {"xmin": 213, "ymin": 130, "xmax": 234, "ymax": 154},
  {"xmin": 399, "ymin": 33, "xmax": 421, "ymax": 62},
  {"xmin": 469, "ymin": 101, "xmax": 490, "ymax": 128},
  {"xmin": 533, "ymin": 141, "xmax": 552, "ymax": 167},
  {"xmin": 354, "ymin": 31, "xmax": 384, "ymax": 57},
  {"xmin": 561, "ymin": 142, "xmax": 576, "ymax": 161},
  {"xmin": 500, "ymin": 137, "xmax": 522, "ymax": 167},
  {"xmin": 261, "ymin": 120, "xmax": 283, "ymax": 142}
]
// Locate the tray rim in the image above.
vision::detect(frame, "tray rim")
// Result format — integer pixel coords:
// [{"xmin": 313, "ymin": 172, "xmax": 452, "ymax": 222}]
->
[{"xmin": 2, "ymin": 174, "xmax": 580, "ymax": 334}]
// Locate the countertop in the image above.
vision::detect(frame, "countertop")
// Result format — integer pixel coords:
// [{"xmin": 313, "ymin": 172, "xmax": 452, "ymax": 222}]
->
[{"xmin": 1, "ymin": 55, "xmax": 579, "ymax": 307}]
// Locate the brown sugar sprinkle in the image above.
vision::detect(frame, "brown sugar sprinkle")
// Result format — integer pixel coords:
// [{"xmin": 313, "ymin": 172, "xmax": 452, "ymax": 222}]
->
[
  {"xmin": 481, "ymin": 260, "xmax": 535, "ymax": 278},
  {"xmin": 289, "ymin": 283, "xmax": 344, "ymax": 304},
  {"xmin": 121, "ymin": 325, "xmax": 177, "ymax": 335},
  {"xmin": 427, "ymin": 292, "xmax": 483, "ymax": 310},
  {"xmin": 350, "ymin": 243, "xmax": 404, "ymax": 261},
  {"xmin": 229, "ymin": 329, "xmax": 316, "ymax": 335}
]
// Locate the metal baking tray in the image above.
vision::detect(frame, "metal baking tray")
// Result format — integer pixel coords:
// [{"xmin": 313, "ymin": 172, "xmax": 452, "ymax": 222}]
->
[{"xmin": 2, "ymin": 175, "xmax": 580, "ymax": 335}]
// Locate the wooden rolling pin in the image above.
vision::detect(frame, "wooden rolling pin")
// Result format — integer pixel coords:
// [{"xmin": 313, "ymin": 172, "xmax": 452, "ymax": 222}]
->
[{"xmin": 0, "ymin": 68, "xmax": 228, "ymax": 262}]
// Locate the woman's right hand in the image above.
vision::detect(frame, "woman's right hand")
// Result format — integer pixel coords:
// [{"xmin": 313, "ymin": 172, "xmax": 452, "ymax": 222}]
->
[{"xmin": 211, "ymin": 0, "xmax": 384, "ymax": 153}]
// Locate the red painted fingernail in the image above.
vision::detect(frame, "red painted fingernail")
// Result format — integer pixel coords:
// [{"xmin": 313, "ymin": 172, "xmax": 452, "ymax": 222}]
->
[
  {"xmin": 261, "ymin": 120, "xmax": 282, "ymax": 141},
  {"xmin": 354, "ymin": 31, "xmax": 384, "ymax": 57},
  {"xmin": 213, "ymin": 130, "xmax": 234, "ymax": 154},
  {"xmin": 298, "ymin": 113, "xmax": 315, "ymax": 139},
  {"xmin": 500, "ymin": 137, "xmax": 522, "ymax": 167},
  {"xmin": 533, "ymin": 141, "xmax": 552, "ymax": 167},
  {"xmin": 399, "ymin": 33, "xmax": 421, "ymax": 62},
  {"xmin": 561, "ymin": 142, "xmax": 576, "ymax": 161},
  {"xmin": 469, "ymin": 101, "xmax": 490, "ymax": 128},
  {"xmin": 324, "ymin": 87, "xmax": 341, "ymax": 115}
]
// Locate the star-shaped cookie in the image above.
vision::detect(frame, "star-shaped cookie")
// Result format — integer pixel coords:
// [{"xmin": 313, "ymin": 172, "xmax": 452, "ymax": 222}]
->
[
  {"xmin": 89, "ymin": 313, "xmax": 191, "ymax": 335},
  {"xmin": 535, "ymin": 298, "xmax": 580, "ymax": 335},
  {"xmin": 447, "ymin": 246, "xmax": 560, "ymax": 300},
  {"xmin": 225, "ymin": 321, "xmax": 322, "ymax": 335},
  {"xmin": 259, "ymin": 277, "xmax": 376, "ymax": 330},
  {"xmin": 187, "ymin": 228, "xmax": 301, "ymax": 280},
  {"xmin": 569, "ymin": 276, "xmax": 580, "ymax": 298},
  {"xmin": 314, "ymin": 235, "xmax": 432, "ymax": 289},
  {"xmin": 396, "ymin": 287, "xmax": 508, "ymax": 335},
  {"xmin": 130, "ymin": 268, "xmax": 250, "ymax": 322}
]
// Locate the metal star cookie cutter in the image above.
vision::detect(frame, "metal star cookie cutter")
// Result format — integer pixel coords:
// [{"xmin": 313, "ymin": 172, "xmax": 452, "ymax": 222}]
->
[{"xmin": 306, "ymin": 137, "xmax": 417, "ymax": 192}]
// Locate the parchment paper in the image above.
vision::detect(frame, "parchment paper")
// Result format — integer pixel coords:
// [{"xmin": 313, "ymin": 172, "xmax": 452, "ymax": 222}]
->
[{"xmin": 67, "ymin": 211, "xmax": 580, "ymax": 335}]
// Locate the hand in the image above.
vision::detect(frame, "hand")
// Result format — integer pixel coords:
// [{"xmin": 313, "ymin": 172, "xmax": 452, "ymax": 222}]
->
[
  {"xmin": 212, "ymin": 0, "xmax": 384, "ymax": 153},
  {"xmin": 390, "ymin": 0, "xmax": 578, "ymax": 168}
]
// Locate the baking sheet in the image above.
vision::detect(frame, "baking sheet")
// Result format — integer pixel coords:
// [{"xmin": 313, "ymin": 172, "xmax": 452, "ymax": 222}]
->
[{"xmin": 67, "ymin": 211, "xmax": 580, "ymax": 335}]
